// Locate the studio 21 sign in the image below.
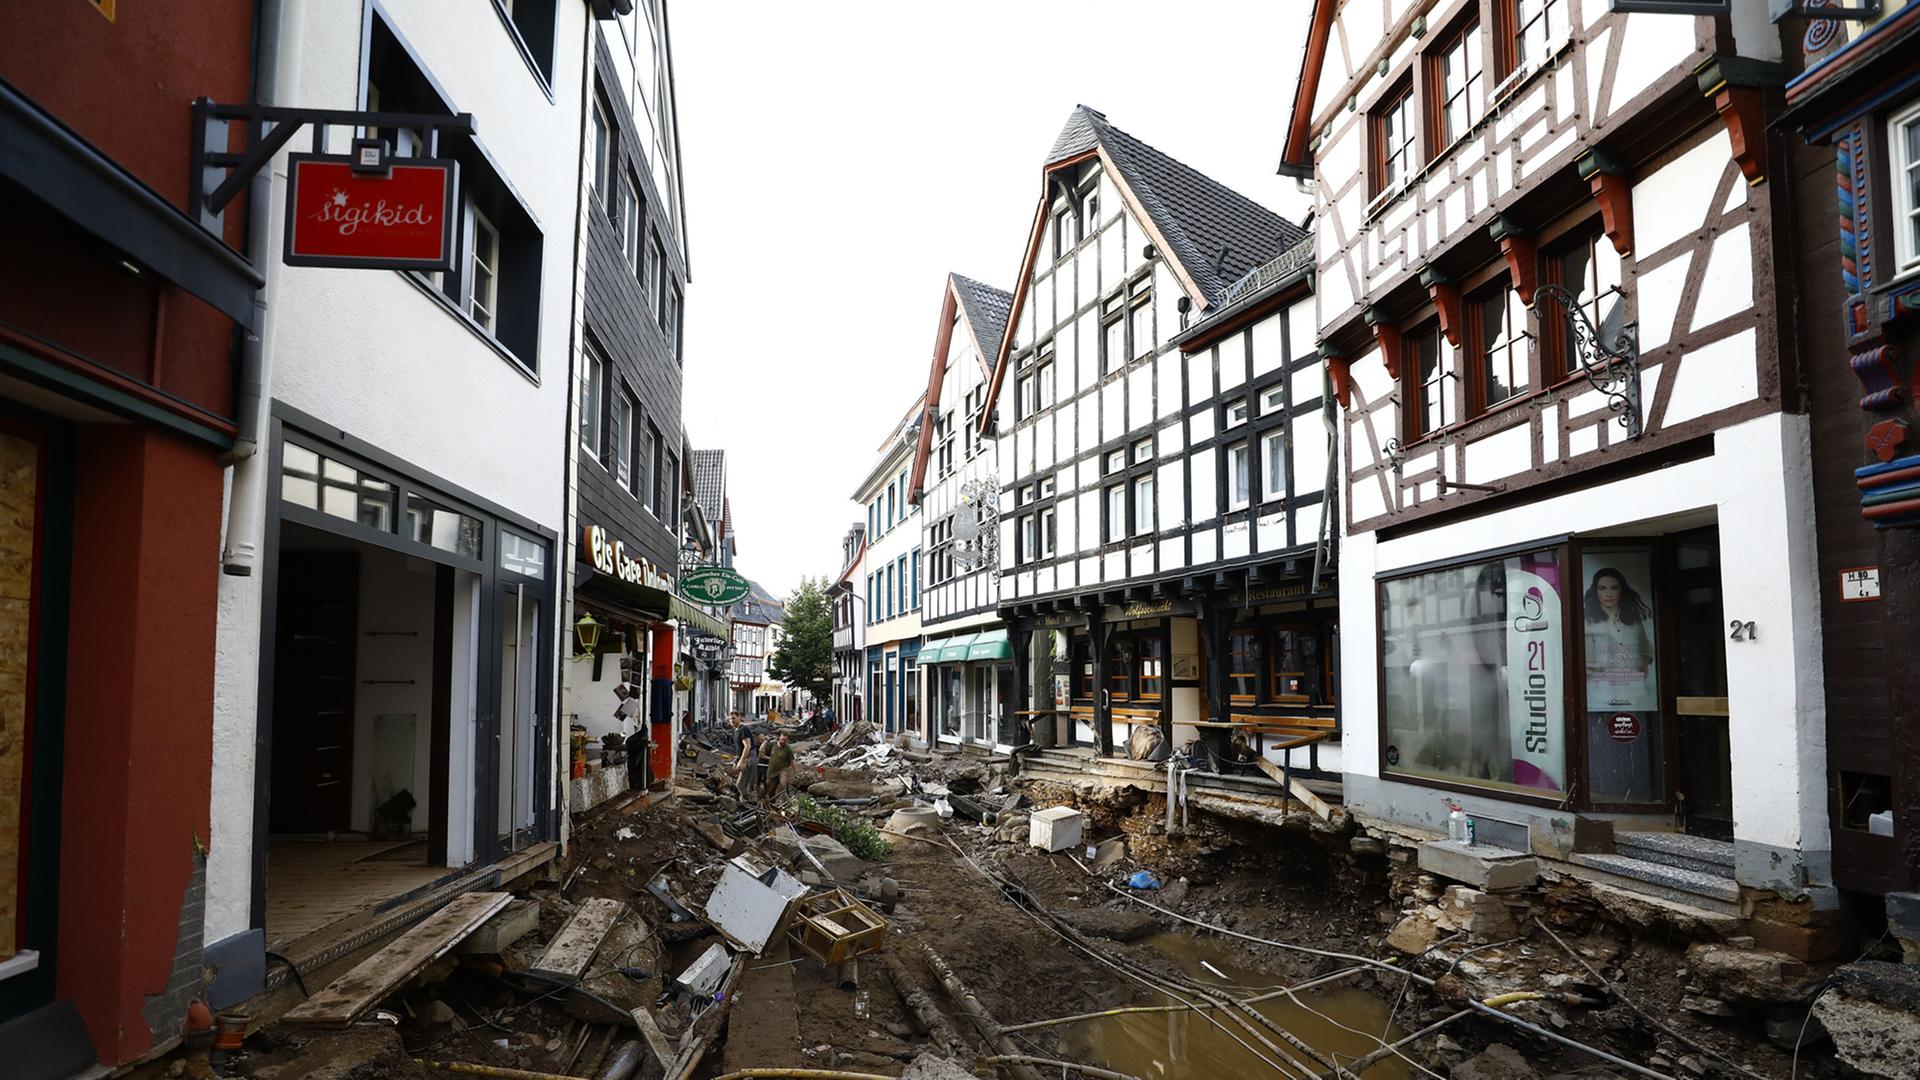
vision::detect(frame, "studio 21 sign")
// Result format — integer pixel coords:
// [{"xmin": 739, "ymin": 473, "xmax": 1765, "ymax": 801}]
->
[{"xmin": 283, "ymin": 153, "xmax": 459, "ymax": 271}]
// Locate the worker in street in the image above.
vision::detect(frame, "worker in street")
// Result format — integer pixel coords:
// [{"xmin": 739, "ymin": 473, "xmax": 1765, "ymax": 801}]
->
[
  {"xmin": 729, "ymin": 710, "xmax": 759, "ymax": 801},
  {"xmin": 763, "ymin": 731, "xmax": 794, "ymax": 802}
]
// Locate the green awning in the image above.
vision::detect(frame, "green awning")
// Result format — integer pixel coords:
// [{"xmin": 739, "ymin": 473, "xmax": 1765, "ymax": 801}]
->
[
  {"xmin": 670, "ymin": 596, "xmax": 730, "ymax": 640},
  {"xmin": 965, "ymin": 629, "xmax": 1011, "ymax": 660},
  {"xmin": 921, "ymin": 633, "xmax": 979, "ymax": 663}
]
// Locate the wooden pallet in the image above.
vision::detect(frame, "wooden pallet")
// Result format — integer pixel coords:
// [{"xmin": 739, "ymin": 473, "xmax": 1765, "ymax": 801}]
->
[
  {"xmin": 529, "ymin": 897, "xmax": 625, "ymax": 981},
  {"xmin": 283, "ymin": 891, "xmax": 511, "ymax": 1027}
]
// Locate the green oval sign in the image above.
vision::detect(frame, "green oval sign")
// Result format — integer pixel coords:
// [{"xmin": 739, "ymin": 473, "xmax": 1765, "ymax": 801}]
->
[{"xmin": 680, "ymin": 566, "xmax": 752, "ymax": 606}]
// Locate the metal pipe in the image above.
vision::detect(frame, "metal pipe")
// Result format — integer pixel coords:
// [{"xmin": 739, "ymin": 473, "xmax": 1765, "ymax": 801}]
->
[
  {"xmin": 593, "ymin": 1040, "xmax": 647, "ymax": 1080},
  {"xmin": 418, "ymin": 1062, "xmax": 584, "ymax": 1080},
  {"xmin": 220, "ymin": 0, "xmax": 302, "ymax": 574}
]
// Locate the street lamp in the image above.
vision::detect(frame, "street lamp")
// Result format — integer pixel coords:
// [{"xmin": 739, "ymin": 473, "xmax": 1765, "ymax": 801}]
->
[{"xmin": 573, "ymin": 612, "xmax": 601, "ymax": 659}]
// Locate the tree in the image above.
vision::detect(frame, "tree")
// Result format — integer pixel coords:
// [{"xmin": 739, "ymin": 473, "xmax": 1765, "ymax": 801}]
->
[{"xmin": 768, "ymin": 576, "xmax": 834, "ymax": 708}]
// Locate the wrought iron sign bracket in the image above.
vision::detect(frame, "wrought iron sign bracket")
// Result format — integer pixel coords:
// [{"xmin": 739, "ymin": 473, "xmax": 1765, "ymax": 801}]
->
[
  {"xmin": 1533, "ymin": 282, "xmax": 1644, "ymax": 440},
  {"xmin": 189, "ymin": 98, "xmax": 475, "ymax": 233}
]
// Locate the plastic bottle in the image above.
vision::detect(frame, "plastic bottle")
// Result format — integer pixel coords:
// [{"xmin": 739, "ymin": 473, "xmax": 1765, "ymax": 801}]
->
[{"xmin": 1446, "ymin": 801, "xmax": 1468, "ymax": 843}]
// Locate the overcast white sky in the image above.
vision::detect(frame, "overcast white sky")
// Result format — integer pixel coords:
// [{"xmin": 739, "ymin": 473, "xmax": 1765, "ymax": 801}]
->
[{"xmin": 675, "ymin": 2, "xmax": 1314, "ymax": 600}]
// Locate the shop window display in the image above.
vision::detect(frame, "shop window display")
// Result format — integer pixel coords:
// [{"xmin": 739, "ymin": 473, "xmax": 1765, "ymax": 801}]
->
[{"xmin": 1380, "ymin": 549, "xmax": 1566, "ymax": 795}]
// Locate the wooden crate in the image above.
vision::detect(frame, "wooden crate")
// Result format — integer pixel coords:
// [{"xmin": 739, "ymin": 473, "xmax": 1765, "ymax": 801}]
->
[{"xmin": 787, "ymin": 888, "xmax": 886, "ymax": 966}]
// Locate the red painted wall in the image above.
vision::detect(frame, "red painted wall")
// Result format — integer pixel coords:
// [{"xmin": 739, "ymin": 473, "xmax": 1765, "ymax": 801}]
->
[
  {"xmin": 0, "ymin": 0, "xmax": 252, "ymax": 421},
  {"xmin": 0, "ymin": 0, "xmax": 254, "ymax": 213},
  {"xmin": 56, "ymin": 425, "xmax": 220, "ymax": 1064}
]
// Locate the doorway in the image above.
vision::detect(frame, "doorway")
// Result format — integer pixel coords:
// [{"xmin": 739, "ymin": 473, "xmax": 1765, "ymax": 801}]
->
[
  {"xmin": 496, "ymin": 582, "xmax": 542, "ymax": 853},
  {"xmin": 1672, "ymin": 532, "xmax": 1733, "ymax": 838}
]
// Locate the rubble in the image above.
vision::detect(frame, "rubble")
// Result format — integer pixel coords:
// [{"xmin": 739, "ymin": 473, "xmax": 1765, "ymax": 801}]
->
[{"xmin": 212, "ymin": 720, "xmax": 1846, "ymax": 1080}]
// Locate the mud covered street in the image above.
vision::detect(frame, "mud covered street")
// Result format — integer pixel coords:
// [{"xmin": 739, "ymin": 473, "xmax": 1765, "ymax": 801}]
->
[{"xmin": 197, "ymin": 723, "xmax": 1891, "ymax": 1080}]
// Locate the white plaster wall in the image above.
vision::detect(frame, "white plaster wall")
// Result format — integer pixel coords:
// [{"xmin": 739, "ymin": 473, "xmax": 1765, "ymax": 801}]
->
[
  {"xmin": 1716, "ymin": 413, "xmax": 1828, "ymax": 866},
  {"xmin": 204, "ymin": 0, "xmax": 588, "ymax": 944},
  {"xmin": 1342, "ymin": 413, "xmax": 1827, "ymax": 861}
]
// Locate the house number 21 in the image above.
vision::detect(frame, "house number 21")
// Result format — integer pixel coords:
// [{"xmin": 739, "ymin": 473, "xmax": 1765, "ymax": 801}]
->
[{"xmin": 1729, "ymin": 620, "xmax": 1757, "ymax": 641}]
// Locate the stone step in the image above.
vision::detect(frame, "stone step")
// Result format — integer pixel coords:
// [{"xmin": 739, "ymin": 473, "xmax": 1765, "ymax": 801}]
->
[
  {"xmin": 1614, "ymin": 830, "xmax": 1736, "ymax": 878},
  {"xmin": 1568, "ymin": 852, "xmax": 1742, "ymax": 915}
]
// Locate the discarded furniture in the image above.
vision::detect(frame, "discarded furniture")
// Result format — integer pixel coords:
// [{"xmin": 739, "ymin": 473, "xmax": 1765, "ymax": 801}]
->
[{"xmin": 787, "ymin": 888, "xmax": 887, "ymax": 967}]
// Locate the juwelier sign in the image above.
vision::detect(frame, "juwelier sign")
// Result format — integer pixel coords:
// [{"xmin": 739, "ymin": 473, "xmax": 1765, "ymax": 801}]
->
[{"xmin": 283, "ymin": 154, "xmax": 459, "ymax": 271}]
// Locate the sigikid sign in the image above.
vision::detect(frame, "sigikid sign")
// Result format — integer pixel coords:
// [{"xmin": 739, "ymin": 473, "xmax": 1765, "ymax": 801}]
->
[{"xmin": 582, "ymin": 524, "xmax": 669, "ymax": 590}]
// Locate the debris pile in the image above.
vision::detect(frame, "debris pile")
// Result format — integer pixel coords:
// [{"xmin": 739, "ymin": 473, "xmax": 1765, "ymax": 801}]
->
[{"xmin": 194, "ymin": 723, "xmax": 1874, "ymax": 1079}]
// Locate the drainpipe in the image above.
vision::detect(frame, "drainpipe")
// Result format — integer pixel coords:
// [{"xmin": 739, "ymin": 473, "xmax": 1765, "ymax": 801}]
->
[{"xmin": 221, "ymin": 0, "xmax": 303, "ymax": 574}]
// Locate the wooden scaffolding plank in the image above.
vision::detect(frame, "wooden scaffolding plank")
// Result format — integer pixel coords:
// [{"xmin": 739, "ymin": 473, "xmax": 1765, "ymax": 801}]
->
[
  {"xmin": 529, "ymin": 897, "xmax": 625, "ymax": 981},
  {"xmin": 284, "ymin": 891, "xmax": 511, "ymax": 1028}
]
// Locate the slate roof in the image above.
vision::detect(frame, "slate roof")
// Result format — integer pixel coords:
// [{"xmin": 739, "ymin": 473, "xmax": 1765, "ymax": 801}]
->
[
  {"xmin": 950, "ymin": 274, "xmax": 1012, "ymax": 363},
  {"xmin": 690, "ymin": 449, "xmax": 726, "ymax": 523},
  {"xmin": 1049, "ymin": 106, "xmax": 1307, "ymax": 309}
]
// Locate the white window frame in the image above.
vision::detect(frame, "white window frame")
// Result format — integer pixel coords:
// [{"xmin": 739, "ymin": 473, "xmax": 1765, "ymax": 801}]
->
[
  {"xmin": 1132, "ymin": 438, "xmax": 1154, "ymax": 464},
  {"xmin": 1132, "ymin": 474, "xmax": 1154, "ymax": 535},
  {"xmin": 1260, "ymin": 429, "xmax": 1287, "ymax": 502},
  {"xmin": 1039, "ymin": 505, "xmax": 1056, "ymax": 558},
  {"xmin": 1260, "ymin": 387, "xmax": 1286, "ymax": 416},
  {"xmin": 591, "ymin": 93, "xmax": 613, "ymax": 209},
  {"xmin": 612, "ymin": 386, "xmax": 636, "ymax": 490},
  {"xmin": 580, "ymin": 345, "xmax": 605, "ymax": 460},
  {"xmin": 1228, "ymin": 440, "xmax": 1251, "ymax": 510},
  {"xmin": 1892, "ymin": 98, "xmax": 1920, "ymax": 277},
  {"xmin": 622, "ymin": 170, "xmax": 642, "ymax": 274},
  {"xmin": 1106, "ymin": 484, "xmax": 1127, "ymax": 543},
  {"xmin": 1225, "ymin": 399, "xmax": 1250, "ymax": 428},
  {"xmin": 468, "ymin": 209, "xmax": 500, "ymax": 334}
]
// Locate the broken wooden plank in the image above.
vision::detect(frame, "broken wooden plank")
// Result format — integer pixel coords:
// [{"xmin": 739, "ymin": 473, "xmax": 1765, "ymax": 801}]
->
[
  {"xmin": 1251, "ymin": 757, "xmax": 1333, "ymax": 821},
  {"xmin": 632, "ymin": 1007, "xmax": 676, "ymax": 1071},
  {"xmin": 284, "ymin": 891, "xmax": 511, "ymax": 1027},
  {"xmin": 529, "ymin": 897, "xmax": 625, "ymax": 981}
]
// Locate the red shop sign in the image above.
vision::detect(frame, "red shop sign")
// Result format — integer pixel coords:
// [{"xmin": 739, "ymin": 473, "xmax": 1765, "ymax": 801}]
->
[
  {"xmin": 283, "ymin": 154, "xmax": 458, "ymax": 271},
  {"xmin": 1608, "ymin": 712, "xmax": 1642, "ymax": 744}
]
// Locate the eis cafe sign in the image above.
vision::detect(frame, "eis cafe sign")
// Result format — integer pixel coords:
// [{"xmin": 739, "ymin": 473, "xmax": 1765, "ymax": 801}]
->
[
  {"xmin": 582, "ymin": 524, "xmax": 671, "ymax": 591},
  {"xmin": 283, "ymin": 150, "xmax": 459, "ymax": 271}
]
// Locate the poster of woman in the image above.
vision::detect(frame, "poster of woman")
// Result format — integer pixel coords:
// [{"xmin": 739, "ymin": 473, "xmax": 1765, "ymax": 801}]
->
[{"xmin": 1582, "ymin": 555, "xmax": 1658, "ymax": 713}]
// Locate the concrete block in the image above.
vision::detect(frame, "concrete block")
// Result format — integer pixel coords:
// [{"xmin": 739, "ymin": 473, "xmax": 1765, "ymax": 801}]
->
[
  {"xmin": 1088, "ymin": 836, "xmax": 1127, "ymax": 870},
  {"xmin": 458, "ymin": 900, "xmax": 541, "ymax": 955},
  {"xmin": 1030, "ymin": 807, "xmax": 1085, "ymax": 853},
  {"xmin": 1417, "ymin": 840, "xmax": 1538, "ymax": 892}
]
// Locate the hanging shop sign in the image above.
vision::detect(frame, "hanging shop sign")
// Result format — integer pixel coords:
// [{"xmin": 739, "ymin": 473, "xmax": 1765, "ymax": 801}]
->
[
  {"xmin": 681, "ymin": 565, "xmax": 752, "ymax": 606},
  {"xmin": 582, "ymin": 524, "xmax": 671, "ymax": 590},
  {"xmin": 283, "ymin": 153, "xmax": 459, "ymax": 271}
]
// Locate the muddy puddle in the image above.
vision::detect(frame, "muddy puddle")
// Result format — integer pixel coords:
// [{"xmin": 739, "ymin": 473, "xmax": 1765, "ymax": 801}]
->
[{"xmin": 1057, "ymin": 932, "xmax": 1411, "ymax": 1079}]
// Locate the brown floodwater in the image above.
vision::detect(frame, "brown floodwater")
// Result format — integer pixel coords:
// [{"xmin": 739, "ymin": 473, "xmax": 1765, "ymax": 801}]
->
[{"xmin": 1056, "ymin": 931, "xmax": 1412, "ymax": 1080}]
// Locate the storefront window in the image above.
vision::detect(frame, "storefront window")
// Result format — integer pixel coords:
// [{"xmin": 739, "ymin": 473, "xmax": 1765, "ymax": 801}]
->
[
  {"xmin": 903, "ymin": 659, "xmax": 919, "ymax": 736},
  {"xmin": 1271, "ymin": 627, "xmax": 1321, "ymax": 704},
  {"xmin": 1135, "ymin": 637, "xmax": 1164, "ymax": 700},
  {"xmin": 282, "ymin": 441, "xmax": 394, "ymax": 530},
  {"xmin": 1380, "ymin": 548, "xmax": 1566, "ymax": 796},
  {"xmin": 1228, "ymin": 630, "xmax": 1260, "ymax": 704},
  {"xmin": 996, "ymin": 662, "xmax": 1018, "ymax": 745},
  {"xmin": 1107, "ymin": 639, "xmax": 1132, "ymax": 703},
  {"xmin": 1582, "ymin": 547, "xmax": 1663, "ymax": 804},
  {"xmin": 501, "ymin": 530, "xmax": 547, "ymax": 579},
  {"xmin": 407, "ymin": 494, "xmax": 483, "ymax": 560},
  {"xmin": 940, "ymin": 667, "xmax": 963, "ymax": 736},
  {"xmin": 1072, "ymin": 637, "xmax": 1093, "ymax": 700}
]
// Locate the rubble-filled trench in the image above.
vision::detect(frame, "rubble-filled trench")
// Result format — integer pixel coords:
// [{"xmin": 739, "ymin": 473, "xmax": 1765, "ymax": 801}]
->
[{"xmin": 218, "ymin": 725, "xmax": 1890, "ymax": 1080}]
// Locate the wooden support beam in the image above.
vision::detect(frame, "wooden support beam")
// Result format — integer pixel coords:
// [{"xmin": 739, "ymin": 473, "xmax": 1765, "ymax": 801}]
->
[
  {"xmin": 529, "ymin": 897, "xmax": 625, "ymax": 981},
  {"xmin": 284, "ymin": 891, "xmax": 511, "ymax": 1028},
  {"xmin": 1253, "ymin": 756, "xmax": 1334, "ymax": 821}
]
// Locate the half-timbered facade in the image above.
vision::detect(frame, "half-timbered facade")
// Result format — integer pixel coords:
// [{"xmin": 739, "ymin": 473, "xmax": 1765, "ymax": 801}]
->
[
  {"xmin": 1777, "ymin": 0, "xmax": 1920, "ymax": 899},
  {"xmin": 1286, "ymin": 0, "xmax": 1832, "ymax": 910},
  {"xmin": 909, "ymin": 274, "xmax": 1017, "ymax": 748},
  {"xmin": 981, "ymin": 108, "xmax": 1338, "ymax": 778}
]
